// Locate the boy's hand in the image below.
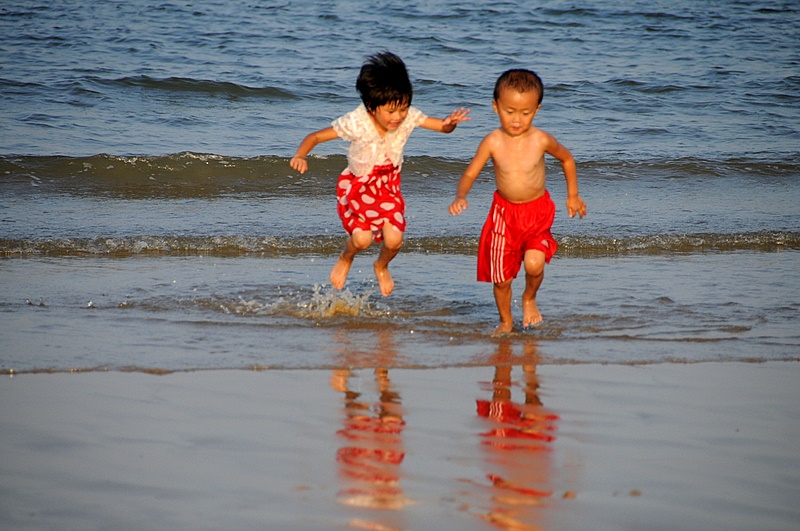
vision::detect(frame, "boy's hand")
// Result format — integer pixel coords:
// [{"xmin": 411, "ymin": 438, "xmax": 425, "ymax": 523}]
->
[
  {"xmin": 567, "ymin": 195, "xmax": 587, "ymax": 218},
  {"xmin": 290, "ymin": 156, "xmax": 308, "ymax": 174},
  {"xmin": 449, "ymin": 197, "xmax": 468, "ymax": 216}
]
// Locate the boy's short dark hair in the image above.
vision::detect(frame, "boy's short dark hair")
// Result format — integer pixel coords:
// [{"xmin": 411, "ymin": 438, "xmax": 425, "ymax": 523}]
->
[
  {"xmin": 356, "ymin": 51, "xmax": 413, "ymax": 112},
  {"xmin": 494, "ymin": 69, "xmax": 543, "ymax": 104}
]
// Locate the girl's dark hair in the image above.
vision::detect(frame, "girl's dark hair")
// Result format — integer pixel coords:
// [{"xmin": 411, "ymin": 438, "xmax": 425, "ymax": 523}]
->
[
  {"xmin": 356, "ymin": 51, "xmax": 413, "ymax": 111},
  {"xmin": 493, "ymin": 69, "xmax": 544, "ymax": 104}
]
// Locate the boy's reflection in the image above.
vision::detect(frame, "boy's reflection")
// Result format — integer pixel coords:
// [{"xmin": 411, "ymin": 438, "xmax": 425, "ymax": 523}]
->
[
  {"xmin": 473, "ymin": 338, "xmax": 558, "ymax": 530},
  {"xmin": 331, "ymin": 328, "xmax": 410, "ymax": 527}
]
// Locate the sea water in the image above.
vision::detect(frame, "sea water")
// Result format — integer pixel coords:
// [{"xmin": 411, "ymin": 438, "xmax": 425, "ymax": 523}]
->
[{"xmin": 1, "ymin": 0, "xmax": 798, "ymax": 372}]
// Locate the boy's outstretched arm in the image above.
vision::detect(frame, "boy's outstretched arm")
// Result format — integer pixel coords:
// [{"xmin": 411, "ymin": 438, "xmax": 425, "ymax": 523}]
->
[
  {"xmin": 449, "ymin": 138, "xmax": 491, "ymax": 216},
  {"xmin": 421, "ymin": 108, "xmax": 471, "ymax": 134},
  {"xmin": 546, "ymin": 137, "xmax": 586, "ymax": 218},
  {"xmin": 290, "ymin": 127, "xmax": 339, "ymax": 174}
]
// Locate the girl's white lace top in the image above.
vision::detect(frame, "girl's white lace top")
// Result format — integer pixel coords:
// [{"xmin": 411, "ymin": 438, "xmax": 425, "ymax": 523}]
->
[{"xmin": 332, "ymin": 104, "xmax": 427, "ymax": 177}]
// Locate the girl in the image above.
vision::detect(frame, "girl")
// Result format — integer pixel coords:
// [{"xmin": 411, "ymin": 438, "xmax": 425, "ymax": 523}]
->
[{"xmin": 290, "ymin": 51, "xmax": 470, "ymax": 296}]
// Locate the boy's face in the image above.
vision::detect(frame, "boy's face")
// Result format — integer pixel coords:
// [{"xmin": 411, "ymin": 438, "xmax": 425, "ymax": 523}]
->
[
  {"xmin": 492, "ymin": 87, "xmax": 541, "ymax": 137},
  {"xmin": 369, "ymin": 101, "xmax": 409, "ymax": 135}
]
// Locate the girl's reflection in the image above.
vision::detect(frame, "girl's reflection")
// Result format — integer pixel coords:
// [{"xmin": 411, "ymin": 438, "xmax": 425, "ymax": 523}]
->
[
  {"xmin": 331, "ymin": 328, "xmax": 410, "ymax": 528},
  {"xmin": 473, "ymin": 339, "xmax": 559, "ymax": 530}
]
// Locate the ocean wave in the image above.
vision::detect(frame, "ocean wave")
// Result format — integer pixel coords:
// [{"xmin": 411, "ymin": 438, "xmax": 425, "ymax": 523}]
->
[
  {"xmin": 89, "ymin": 75, "xmax": 297, "ymax": 100},
  {"xmin": 0, "ymin": 152, "xmax": 332, "ymax": 198},
  {"xmin": 2, "ymin": 232, "xmax": 797, "ymax": 258},
  {"xmin": 2, "ymin": 153, "xmax": 797, "ymax": 197}
]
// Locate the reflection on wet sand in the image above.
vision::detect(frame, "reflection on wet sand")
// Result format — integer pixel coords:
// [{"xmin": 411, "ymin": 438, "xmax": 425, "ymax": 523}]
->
[
  {"xmin": 331, "ymin": 329, "xmax": 410, "ymax": 530},
  {"xmin": 469, "ymin": 339, "xmax": 559, "ymax": 530}
]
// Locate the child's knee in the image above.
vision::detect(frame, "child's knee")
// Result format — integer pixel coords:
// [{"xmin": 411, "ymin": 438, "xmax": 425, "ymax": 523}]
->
[
  {"xmin": 493, "ymin": 279, "xmax": 513, "ymax": 291},
  {"xmin": 524, "ymin": 250, "xmax": 545, "ymax": 276},
  {"xmin": 351, "ymin": 230, "xmax": 373, "ymax": 250},
  {"xmin": 382, "ymin": 226, "xmax": 404, "ymax": 251}
]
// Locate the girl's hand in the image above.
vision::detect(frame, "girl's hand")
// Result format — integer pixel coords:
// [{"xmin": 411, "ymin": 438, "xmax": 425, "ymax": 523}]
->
[
  {"xmin": 442, "ymin": 107, "xmax": 471, "ymax": 129},
  {"xmin": 290, "ymin": 156, "xmax": 308, "ymax": 174}
]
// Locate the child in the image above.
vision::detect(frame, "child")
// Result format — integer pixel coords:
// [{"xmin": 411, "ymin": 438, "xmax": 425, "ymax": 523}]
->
[
  {"xmin": 449, "ymin": 69, "xmax": 586, "ymax": 335},
  {"xmin": 290, "ymin": 51, "xmax": 470, "ymax": 296}
]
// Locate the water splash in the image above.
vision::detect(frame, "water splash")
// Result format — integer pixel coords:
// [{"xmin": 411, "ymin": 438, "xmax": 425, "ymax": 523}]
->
[
  {"xmin": 296, "ymin": 285, "xmax": 378, "ymax": 319},
  {"xmin": 217, "ymin": 285, "xmax": 382, "ymax": 320}
]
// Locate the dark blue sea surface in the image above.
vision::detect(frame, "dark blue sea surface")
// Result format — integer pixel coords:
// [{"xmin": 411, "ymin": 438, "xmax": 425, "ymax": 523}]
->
[{"xmin": 1, "ymin": 0, "xmax": 798, "ymax": 160}]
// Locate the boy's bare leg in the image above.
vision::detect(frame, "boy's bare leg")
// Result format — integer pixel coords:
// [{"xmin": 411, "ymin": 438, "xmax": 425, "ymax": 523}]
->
[
  {"xmin": 373, "ymin": 224, "xmax": 403, "ymax": 296},
  {"xmin": 522, "ymin": 250, "xmax": 545, "ymax": 327},
  {"xmin": 492, "ymin": 279, "xmax": 514, "ymax": 335},
  {"xmin": 330, "ymin": 231, "xmax": 371, "ymax": 290}
]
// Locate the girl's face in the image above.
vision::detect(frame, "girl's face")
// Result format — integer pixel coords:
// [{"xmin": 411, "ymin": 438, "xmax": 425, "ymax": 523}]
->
[
  {"xmin": 369, "ymin": 101, "xmax": 409, "ymax": 135},
  {"xmin": 492, "ymin": 88, "xmax": 541, "ymax": 137}
]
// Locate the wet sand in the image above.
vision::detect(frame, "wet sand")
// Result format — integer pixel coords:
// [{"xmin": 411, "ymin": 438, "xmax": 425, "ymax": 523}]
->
[{"xmin": 1, "ymin": 361, "xmax": 798, "ymax": 530}]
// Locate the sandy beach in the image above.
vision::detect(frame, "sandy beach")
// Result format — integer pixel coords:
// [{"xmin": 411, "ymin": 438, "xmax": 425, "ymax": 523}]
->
[{"xmin": 1, "ymin": 361, "xmax": 798, "ymax": 530}]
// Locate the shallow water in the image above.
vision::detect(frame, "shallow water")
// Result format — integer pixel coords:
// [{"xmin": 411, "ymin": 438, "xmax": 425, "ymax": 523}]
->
[{"xmin": 2, "ymin": 250, "xmax": 797, "ymax": 372}]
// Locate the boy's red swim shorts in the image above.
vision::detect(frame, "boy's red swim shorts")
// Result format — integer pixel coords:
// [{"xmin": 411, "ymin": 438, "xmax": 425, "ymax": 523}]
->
[{"xmin": 477, "ymin": 190, "xmax": 558, "ymax": 283}]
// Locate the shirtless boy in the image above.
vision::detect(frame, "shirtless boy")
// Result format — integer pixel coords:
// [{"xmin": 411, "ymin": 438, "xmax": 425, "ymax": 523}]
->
[{"xmin": 449, "ymin": 69, "xmax": 586, "ymax": 334}]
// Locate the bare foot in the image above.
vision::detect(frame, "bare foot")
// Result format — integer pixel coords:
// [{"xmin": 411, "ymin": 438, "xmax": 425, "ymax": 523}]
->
[
  {"xmin": 373, "ymin": 262, "xmax": 394, "ymax": 296},
  {"xmin": 522, "ymin": 296, "xmax": 542, "ymax": 328},
  {"xmin": 330, "ymin": 254, "xmax": 352, "ymax": 290},
  {"xmin": 491, "ymin": 321, "xmax": 515, "ymax": 336}
]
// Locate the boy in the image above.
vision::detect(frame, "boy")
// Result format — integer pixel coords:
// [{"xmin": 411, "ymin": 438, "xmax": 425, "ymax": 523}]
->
[
  {"xmin": 291, "ymin": 52, "xmax": 470, "ymax": 296},
  {"xmin": 449, "ymin": 69, "xmax": 586, "ymax": 334}
]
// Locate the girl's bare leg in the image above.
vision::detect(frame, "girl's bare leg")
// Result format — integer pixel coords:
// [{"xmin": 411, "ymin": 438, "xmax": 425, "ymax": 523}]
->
[
  {"xmin": 330, "ymin": 230, "xmax": 372, "ymax": 290},
  {"xmin": 492, "ymin": 278, "xmax": 514, "ymax": 335},
  {"xmin": 522, "ymin": 250, "xmax": 546, "ymax": 327},
  {"xmin": 373, "ymin": 224, "xmax": 403, "ymax": 296}
]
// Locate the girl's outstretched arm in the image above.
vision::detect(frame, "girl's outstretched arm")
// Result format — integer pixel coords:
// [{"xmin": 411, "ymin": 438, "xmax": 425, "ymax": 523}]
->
[{"xmin": 290, "ymin": 127, "xmax": 339, "ymax": 174}]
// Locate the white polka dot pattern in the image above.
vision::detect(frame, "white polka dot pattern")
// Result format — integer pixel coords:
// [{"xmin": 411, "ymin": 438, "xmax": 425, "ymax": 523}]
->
[{"xmin": 336, "ymin": 162, "xmax": 406, "ymax": 243}]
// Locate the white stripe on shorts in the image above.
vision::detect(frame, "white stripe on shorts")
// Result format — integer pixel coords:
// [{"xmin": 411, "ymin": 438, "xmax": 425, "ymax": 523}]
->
[{"xmin": 490, "ymin": 205, "xmax": 506, "ymax": 283}]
